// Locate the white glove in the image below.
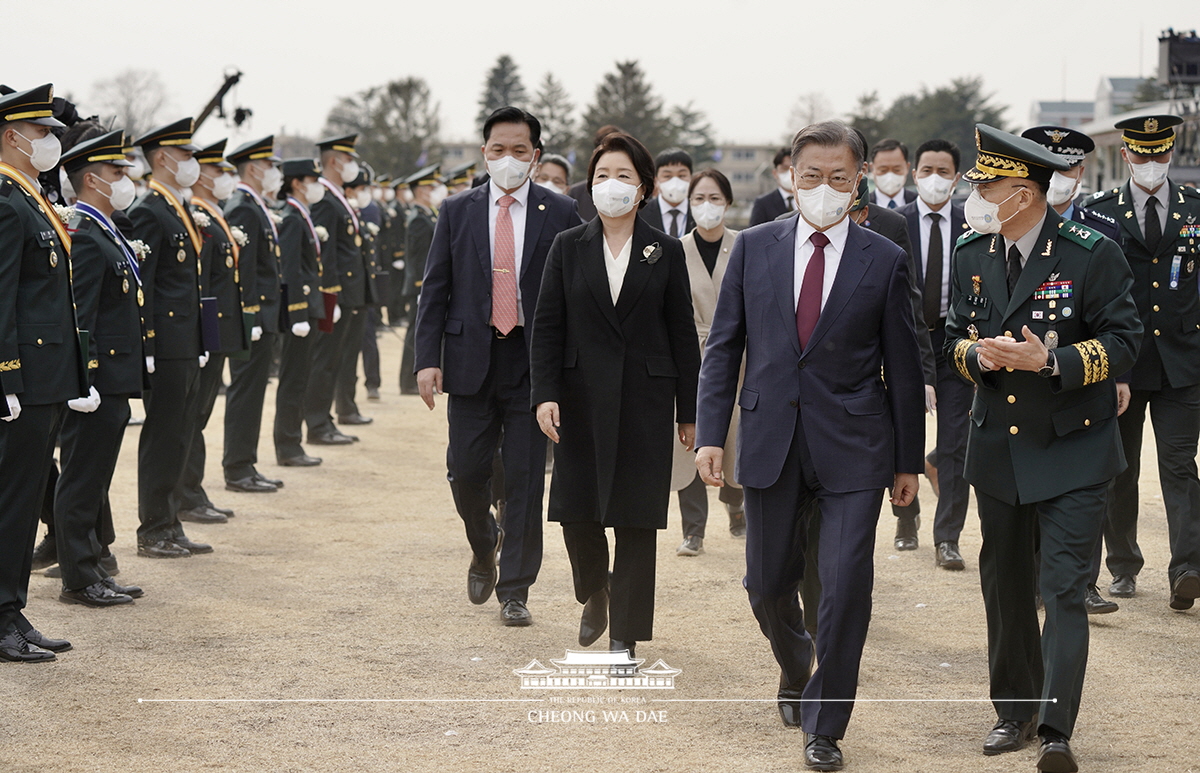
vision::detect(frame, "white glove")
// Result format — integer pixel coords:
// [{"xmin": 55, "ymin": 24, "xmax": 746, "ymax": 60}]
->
[
  {"xmin": 199, "ymin": 351, "xmax": 210, "ymax": 368},
  {"xmin": 391, "ymin": 259, "xmax": 405, "ymax": 271},
  {"xmin": 251, "ymin": 326, "xmax": 263, "ymax": 342},
  {"xmin": 292, "ymin": 321, "xmax": 311, "ymax": 338},
  {"xmin": 332, "ymin": 305, "xmax": 343, "ymax": 324},
  {"xmin": 2, "ymin": 393, "xmax": 20, "ymax": 422},
  {"xmin": 145, "ymin": 355, "xmax": 156, "ymax": 374},
  {"xmin": 68, "ymin": 386, "xmax": 101, "ymax": 413}
]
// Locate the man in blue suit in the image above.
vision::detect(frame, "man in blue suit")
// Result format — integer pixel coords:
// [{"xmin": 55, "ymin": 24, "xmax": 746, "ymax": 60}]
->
[
  {"xmin": 414, "ymin": 106, "xmax": 579, "ymax": 627},
  {"xmin": 696, "ymin": 121, "xmax": 925, "ymax": 771}
]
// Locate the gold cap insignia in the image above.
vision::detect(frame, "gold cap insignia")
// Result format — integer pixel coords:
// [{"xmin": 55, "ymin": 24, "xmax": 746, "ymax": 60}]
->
[
  {"xmin": 1145, "ymin": 118, "xmax": 1159, "ymax": 133},
  {"xmin": 1048, "ymin": 130, "xmax": 1066, "ymax": 143}
]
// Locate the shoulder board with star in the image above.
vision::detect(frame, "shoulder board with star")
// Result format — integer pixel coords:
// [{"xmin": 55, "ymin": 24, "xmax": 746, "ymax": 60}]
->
[
  {"xmin": 956, "ymin": 229, "xmax": 988, "ymax": 247},
  {"xmin": 1059, "ymin": 220, "xmax": 1102, "ymax": 251}
]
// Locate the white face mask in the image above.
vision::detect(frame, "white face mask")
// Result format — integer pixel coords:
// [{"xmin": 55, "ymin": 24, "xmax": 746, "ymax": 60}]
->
[
  {"xmin": 211, "ymin": 172, "xmax": 237, "ymax": 200},
  {"xmin": 382, "ymin": 188, "xmax": 395, "ymax": 202},
  {"xmin": 305, "ymin": 181, "xmax": 325, "ymax": 205},
  {"xmin": 1046, "ymin": 171, "xmax": 1081, "ymax": 207},
  {"xmin": 873, "ymin": 171, "xmax": 905, "ymax": 197},
  {"xmin": 126, "ymin": 156, "xmax": 147, "ymax": 181},
  {"xmin": 658, "ymin": 176, "xmax": 689, "ymax": 205},
  {"xmin": 592, "ymin": 179, "xmax": 641, "ymax": 218},
  {"xmin": 166, "ymin": 153, "xmax": 201, "ymax": 188},
  {"xmin": 487, "ymin": 154, "xmax": 533, "ymax": 190},
  {"xmin": 95, "ymin": 173, "xmax": 137, "ymax": 211},
  {"xmin": 795, "ymin": 180, "xmax": 856, "ymax": 230},
  {"xmin": 777, "ymin": 171, "xmax": 794, "ymax": 192},
  {"xmin": 260, "ymin": 166, "xmax": 283, "ymax": 197},
  {"xmin": 1129, "ymin": 158, "xmax": 1170, "ymax": 191},
  {"xmin": 692, "ymin": 202, "xmax": 726, "ymax": 230},
  {"xmin": 963, "ymin": 187, "xmax": 1022, "ymax": 233},
  {"xmin": 59, "ymin": 167, "xmax": 77, "ymax": 203},
  {"xmin": 339, "ymin": 158, "xmax": 360, "ymax": 184},
  {"xmin": 537, "ymin": 179, "xmax": 566, "ymax": 195},
  {"xmin": 353, "ymin": 189, "xmax": 372, "ymax": 209},
  {"xmin": 14, "ymin": 129, "xmax": 62, "ymax": 172},
  {"xmin": 428, "ymin": 184, "xmax": 448, "ymax": 208},
  {"xmin": 916, "ymin": 173, "xmax": 956, "ymax": 206}
]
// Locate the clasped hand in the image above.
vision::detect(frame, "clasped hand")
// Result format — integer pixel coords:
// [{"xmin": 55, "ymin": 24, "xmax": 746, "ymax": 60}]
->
[{"xmin": 974, "ymin": 325, "xmax": 1047, "ymax": 373}]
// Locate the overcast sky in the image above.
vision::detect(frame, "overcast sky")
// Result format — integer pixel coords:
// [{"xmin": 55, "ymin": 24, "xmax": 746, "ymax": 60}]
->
[{"xmin": 4, "ymin": 0, "xmax": 1194, "ymax": 152}]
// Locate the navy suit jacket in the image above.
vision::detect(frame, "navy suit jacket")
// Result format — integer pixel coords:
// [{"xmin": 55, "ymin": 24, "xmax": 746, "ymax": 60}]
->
[
  {"xmin": 696, "ymin": 215, "xmax": 925, "ymax": 491},
  {"xmin": 872, "ymin": 188, "xmax": 918, "ymax": 209},
  {"xmin": 896, "ymin": 200, "xmax": 968, "ymax": 293},
  {"xmin": 414, "ymin": 180, "xmax": 579, "ymax": 396}
]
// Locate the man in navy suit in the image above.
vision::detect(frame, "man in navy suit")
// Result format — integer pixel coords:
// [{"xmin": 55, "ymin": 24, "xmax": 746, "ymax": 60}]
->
[
  {"xmin": 893, "ymin": 140, "xmax": 974, "ymax": 568},
  {"xmin": 750, "ymin": 147, "xmax": 795, "ymax": 226},
  {"xmin": 414, "ymin": 106, "xmax": 579, "ymax": 627},
  {"xmin": 870, "ymin": 138, "xmax": 919, "ymax": 209},
  {"xmin": 696, "ymin": 121, "xmax": 925, "ymax": 771}
]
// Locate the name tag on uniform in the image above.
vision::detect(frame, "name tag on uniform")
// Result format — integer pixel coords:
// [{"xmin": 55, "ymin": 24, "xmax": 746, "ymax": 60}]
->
[
  {"xmin": 1033, "ymin": 280, "xmax": 1072, "ymax": 300},
  {"xmin": 966, "ymin": 294, "xmax": 989, "ymax": 307}
]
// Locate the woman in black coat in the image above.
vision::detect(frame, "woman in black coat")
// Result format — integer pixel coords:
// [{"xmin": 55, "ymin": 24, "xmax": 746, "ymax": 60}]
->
[{"xmin": 530, "ymin": 133, "xmax": 700, "ymax": 658}]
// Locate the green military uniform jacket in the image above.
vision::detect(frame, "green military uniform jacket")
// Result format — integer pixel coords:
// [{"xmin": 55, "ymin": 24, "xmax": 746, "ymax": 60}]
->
[
  {"xmin": 311, "ymin": 181, "xmax": 372, "ymax": 310},
  {"xmin": 381, "ymin": 200, "xmax": 407, "ymax": 272},
  {"xmin": 279, "ymin": 198, "xmax": 324, "ymax": 322},
  {"xmin": 403, "ymin": 204, "xmax": 436, "ymax": 299},
  {"xmin": 944, "ymin": 206, "xmax": 1142, "ymax": 505},
  {"xmin": 1086, "ymin": 181, "xmax": 1200, "ymax": 390},
  {"xmin": 225, "ymin": 186, "xmax": 282, "ymax": 333},
  {"xmin": 190, "ymin": 199, "xmax": 247, "ymax": 355}
]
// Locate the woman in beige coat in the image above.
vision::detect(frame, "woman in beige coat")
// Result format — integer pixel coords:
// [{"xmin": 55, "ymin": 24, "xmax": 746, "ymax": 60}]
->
[{"xmin": 671, "ymin": 169, "xmax": 744, "ymax": 556}]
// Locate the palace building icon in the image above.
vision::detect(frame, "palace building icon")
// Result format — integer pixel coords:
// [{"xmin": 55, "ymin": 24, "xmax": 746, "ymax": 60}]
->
[{"xmin": 514, "ymin": 650, "xmax": 682, "ymax": 690}]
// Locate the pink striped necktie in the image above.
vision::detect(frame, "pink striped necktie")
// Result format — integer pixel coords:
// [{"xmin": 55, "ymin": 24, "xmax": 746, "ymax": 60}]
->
[{"xmin": 492, "ymin": 195, "xmax": 519, "ymax": 334}]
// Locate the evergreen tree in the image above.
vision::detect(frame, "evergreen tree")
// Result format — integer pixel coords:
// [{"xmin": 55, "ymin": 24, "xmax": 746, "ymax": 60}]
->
[
  {"xmin": 532, "ymin": 72, "xmax": 576, "ymax": 154},
  {"xmin": 477, "ymin": 54, "xmax": 528, "ymax": 128},
  {"xmin": 581, "ymin": 61, "xmax": 675, "ymax": 157},
  {"xmin": 324, "ymin": 76, "xmax": 441, "ymax": 178},
  {"xmin": 669, "ymin": 102, "xmax": 716, "ymax": 164}
]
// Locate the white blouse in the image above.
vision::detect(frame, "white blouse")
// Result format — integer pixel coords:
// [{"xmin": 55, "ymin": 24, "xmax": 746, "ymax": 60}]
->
[{"xmin": 603, "ymin": 235, "xmax": 633, "ymax": 305}]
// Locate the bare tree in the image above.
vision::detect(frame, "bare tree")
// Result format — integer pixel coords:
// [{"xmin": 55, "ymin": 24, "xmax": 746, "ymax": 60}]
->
[
  {"xmin": 90, "ymin": 69, "xmax": 170, "ymax": 140},
  {"xmin": 786, "ymin": 92, "xmax": 835, "ymax": 137}
]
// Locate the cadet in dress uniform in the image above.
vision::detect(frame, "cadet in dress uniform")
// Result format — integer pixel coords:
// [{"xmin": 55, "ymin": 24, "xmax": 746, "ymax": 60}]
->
[
  {"xmin": 274, "ymin": 158, "xmax": 325, "ymax": 466},
  {"xmin": 382, "ymin": 176, "xmax": 409, "ymax": 328},
  {"xmin": 446, "ymin": 161, "xmax": 477, "ymax": 194},
  {"xmin": 399, "ymin": 165, "xmax": 440, "ymax": 395},
  {"xmin": 0, "ymin": 84, "xmax": 85, "ymax": 661},
  {"xmin": 945, "ymin": 125, "xmax": 1141, "ymax": 771},
  {"xmin": 129, "ymin": 117, "xmax": 213, "ymax": 559},
  {"xmin": 223, "ymin": 136, "xmax": 285, "ymax": 493},
  {"xmin": 54, "ymin": 129, "xmax": 146, "ymax": 607},
  {"xmin": 1086, "ymin": 115, "xmax": 1200, "ymax": 611},
  {"xmin": 351, "ymin": 165, "xmax": 385, "ymax": 405},
  {"xmin": 176, "ymin": 140, "xmax": 245, "ymax": 524}
]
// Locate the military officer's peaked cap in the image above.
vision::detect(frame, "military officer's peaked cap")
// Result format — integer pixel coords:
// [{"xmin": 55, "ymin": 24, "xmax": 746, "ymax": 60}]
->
[
  {"xmin": 1020, "ymin": 126, "xmax": 1095, "ymax": 166},
  {"xmin": 963, "ymin": 124, "xmax": 1070, "ymax": 185},
  {"xmin": 227, "ymin": 135, "xmax": 280, "ymax": 165},
  {"xmin": 446, "ymin": 161, "xmax": 477, "ymax": 185},
  {"xmin": 403, "ymin": 164, "xmax": 442, "ymax": 188},
  {"xmin": 195, "ymin": 140, "xmax": 236, "ymax": 171},
  {"xmin": 1115, "ymin": 114, "xmax": 1182, "ymax": 156},
  {"xmin": 135, "ymin": 117, "xmax": 200, "ymax": 152},
  {"xmin": 60, "ymin": 130, "xmax": 135, "ymax": 174},
  {"xmin": 281, "ymin": 158, "xmax": 322, "ymax": 178},
  {"xmin": 375, "ymin": 173, "xmax": 391, "ymax": 186},
  {"xmin": 316, "ymin": 134, "xmax": 359, "ymax": 158},
  {"xmin": 0, "ymin": 84, "xmax": 66, "ymax": 128}
]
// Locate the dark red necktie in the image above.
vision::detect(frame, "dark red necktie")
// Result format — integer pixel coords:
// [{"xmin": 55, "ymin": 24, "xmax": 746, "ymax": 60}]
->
[{"xmin": 797, "ymin": 231, "xmax": 829, "ymax": 349}]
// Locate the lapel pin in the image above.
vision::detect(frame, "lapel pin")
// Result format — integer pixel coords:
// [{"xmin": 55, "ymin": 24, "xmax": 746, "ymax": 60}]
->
[
  {"xmin": 538, "ymin": 204, "xmax": 546, "ymax": 211},
  {"xmin": 642, "ymin": 242, "xmax": 662, "ymax": 265}
]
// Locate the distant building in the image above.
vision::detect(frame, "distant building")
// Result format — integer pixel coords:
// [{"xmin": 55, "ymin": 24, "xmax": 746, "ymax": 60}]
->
[
  {"xmin": 1029, "ymin": 101, "xmax": 1095, "ymax": 129},
  {"xmin": 1095, "ymin": 77, "xmax": 1144, "ymax": 119},
  {"xmin": 514, "ymin": 649, "xmax": 681, "ymax": 689},
  {"xmin": 439, "ymin": 142, "xmax": 483, "ymax": 174}
]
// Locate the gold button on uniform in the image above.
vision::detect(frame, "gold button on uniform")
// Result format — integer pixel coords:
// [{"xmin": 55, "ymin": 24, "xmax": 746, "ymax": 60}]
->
[
  {"xmin": 1007, "ymin": 395, "xmax": 1016, "ymax": 404},
  {"xmin": 168, "ymin": 311, "xmax": 175, "ymax": 317},
  {"xmin": 109, "ymin": 349, "xmax": 116, "ymax": 355},
  {"xmin": 1153, "ymin": 258, "xmax": 1159, "ymax": 264},
  {"xmin": 1153, "ymin": 305, "xmax": 1160, "ymax": 312},
  {"xmin": 1153, "ymin": 281, "xmax": 1160, "ymax": 288},
  {"xmin": 1004, "ymin": 330, "xmax": 1013, "ymax": 337},
  {"xmin": 36, "ymin": 338, "xmax": 43, "ymax": 345},
  {"xmin": 970, "ymin": 311, "xmax": 976, "ymax": 318},
  {"xmin": 1154, "ymin": 329, "xmax": 1161, "ymax": 336},
  {"xmin": 1009, "ymin": 426, "xmax": 1019, "ymax": 435},
  {"xmin": 1084, "ymin": 419, "xmax": 1091, "ymax": 426}
]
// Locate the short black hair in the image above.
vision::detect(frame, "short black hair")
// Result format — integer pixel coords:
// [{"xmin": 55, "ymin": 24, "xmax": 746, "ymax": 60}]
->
[
  {"xmin": 773, "ymin": 146, "xmax": 792, "ymax": 168},
  {"xmin": 869, "ymin": 138, "xmax": 909, "ymax": 163},
  {"xmin": 540, "ymin": 153, "xmax": 571, "ymax": 182},
  {"xmin": 654, "ymin": 147, "xmax": 693, "ymax": 173},
  {"xmin": 914, "ymin": 139, "xmax": 961, "ymax": 173},
  {"xmin": 688, "ymin": 168, "xmax": 734, "ymax": 206},
  {"xmin": 588, "ymin": 132, "xmax": 656, "ymax": 210},
  {"xmin": 483, "ymin": 106, "xmax": 541, "ymax": 148}
]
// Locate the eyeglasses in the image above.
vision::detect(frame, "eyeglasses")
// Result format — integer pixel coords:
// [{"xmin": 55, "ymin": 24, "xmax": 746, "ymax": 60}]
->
[{"xmin": 795, "ymin": 172, "xmax": 856, "ymax": 191}]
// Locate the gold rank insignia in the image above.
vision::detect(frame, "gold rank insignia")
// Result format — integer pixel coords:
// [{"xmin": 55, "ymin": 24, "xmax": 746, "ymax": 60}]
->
[
  {"xmin": 968, "ymin": 324, "xmax": 979, "ymax": 341},
  {"xmin": 1041, "ymin": 239, "xmax": 1053, "ymax": 256},
  {"xmin": 1125, "ymin": 211, "xmax": 1134, "ymax": 219},
  {"xmin": 226, "ymin": 256, "xmax": 234, "ymax": 268},
  {"xmin": 177, "ymin": 249, "xmax": 186, "ymax": 261},
  {"xmin": 1145, "ymin": 117, "xmax": 1159, "ymax": 133},
  {"xmin": 972, "ymin": 275, "xmax": 982, "ymax": 294},
  {"xmin": 1174, "ymin": 212, "xmax": 1182, "ymax": 220}
]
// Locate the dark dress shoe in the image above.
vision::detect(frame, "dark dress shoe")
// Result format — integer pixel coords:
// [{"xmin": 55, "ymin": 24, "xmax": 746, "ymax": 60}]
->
[
  {"xmin": 0, "ymin": 629, "xmax": 55, "ymax": 663},
  {"xmin": 1036, "ymin": 732, "xmax": 1078, "ymax": 773},
  {"xmin": 501, "ymin": 599, "xmax": 533, "ymax": 626},
  {"xmin": 338, "ymin": 413, "xmax": 373, "ymax": 425},
  {"xmin": 983, "ymin": 718, "xmax": 1037, "ymax": 754},
  {"xmin": 308, "ymin": 431, "xmax": 355, "ymax": 445},
  {"xmin": 894, "ymin": 514, "xmax": 919, "ymax": 551},
  {"xmin": 99, "ymin": 548, "xmax": 119, "ymax": 575},
  {"xmin": 1169, "ymin": 569, "xmax": 1200, "ymax": 610},
  {"xmin": 467, "ymin": 527, "xmax": 504, "ymax": 605},
  {"xmin": 278, "ymin": 454, "xmax": 322, "ymax": 467},
  {"xmin": 60, "ymin": 582, "xmax": 133, "ymax": 607},
  {"xmin": 1085, "ymin": 584, "xmax": 1118, "ymax": 614},
  {"xmin": 803, "ymin": 734, "xmax": 844, "ymax": 771},
  {"xmin": 138, "ymin": 540, "xmax": 191, "ymax": 558},
  {"xmin": 609, "ymin": 639, "xmax": 636, "ymax": 659},
  {"xmin": 179, "ymin": 506, "xmax": 228, "ymax": 524},
  {"xmin": 31, "ymin": 534, "xmax": 57, "ymax": 571},
  {"xmin": 171, "ymin": 536, "xmax": 213, "ymax": 554},
  {"xmin": 729, "ymin": 511, "xmax": 746, "ymax": 537},
  {"xmin": 1109, "ymin": 574, "xmax": 1136, "ymax": 597},
  {"xmin": 935, "ymin": 541, "xmax": 965, "ymax": 570},
  {"xmin": 20, "ymin": 626, "xmax": 71, "ymax": 652},
  {"xmin": 778, "ymin": 701, "xmax": 803, "ymax": 728},
  {"xmin": 254, "ymin": 471, "xmax": 284, "ymax": 488},
  {"xmin": 102, "ymin": 576, "xmax": 144, "ymax": 599},
  {"xmin": 366, "ymin": 387, "xmax": 381, "ymax": 401},
  {"xmin": 207, "ymin": 503, "xmax": 235, "ymax": 517},
  {"xmin": 778, "ymin": 670, "xmax": 809, "ymax": 728},
  {"xmin": 226, "ymin": 476, "xmax": 277, "ymax": 493},
  {"xmin": 579, "ymin": 587, "xmax": 609, "ymax": 646}
]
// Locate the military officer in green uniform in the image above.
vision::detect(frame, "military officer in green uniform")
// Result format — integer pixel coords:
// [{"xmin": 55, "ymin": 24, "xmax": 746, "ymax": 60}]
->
[
  {"xmin": 446, "ymin": 161, "xmax": 476, "ymax": 194},
  {"xmin": 399, "ymin": 165, "xmax": 440, "ymax": 395},
  {"xmin": 945, "ymin": 125, "xmax": 1142, "ymax": 771},
  {"xmin": 0, "ymin": 84, "xmax": 86, "ymax": 661},
  {"xmin": 1086, "ymin": 115, "xmax": 1200, "ymax": 611}
]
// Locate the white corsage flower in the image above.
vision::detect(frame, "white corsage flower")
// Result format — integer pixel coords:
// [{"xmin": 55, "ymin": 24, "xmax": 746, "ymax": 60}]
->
[
  {"xmin": 53, "ymin": 204, "xmax": 75, "ymax": 225},
  {"xmin": 269, "ymin": 211, "xmax": 284, "ymax": 225},
  {"xmin": 129, "ymin": 240, "xmax": 151, "ymax": 262},
  {"xmin": 315, "ymin": 225, "xmax": 329, "ymax": 243},
  {"xmin": 230, "ymin": 226, "xmax": 249, "ymax": 247},
  {"xmin": 366, "ymin": 221, "xmax": 380, "ymax": 236},
  {"xmin": 191, "ymin": 209, "xmax": 212, "ymax": 229}
]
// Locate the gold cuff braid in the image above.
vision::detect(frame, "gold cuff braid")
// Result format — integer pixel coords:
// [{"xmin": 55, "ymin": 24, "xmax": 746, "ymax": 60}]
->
[
  {"xmin": 1072, "ymin": 339, "xmax": 1110, "ymax": 385},
  {"xmin": 0, "ymin": 358, "xmax": 20, "ymax": 372},
  {"xmin": 952, "ymin": 339, "xmax": 975, "ymax": 383}
]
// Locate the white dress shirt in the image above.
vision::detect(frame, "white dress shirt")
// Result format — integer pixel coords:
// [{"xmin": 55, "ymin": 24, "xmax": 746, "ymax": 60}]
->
[
  {"xmin": 793, "ymin": 214, "xmax": 851, "ymax": 311},
  {"xmin": 488, "ymin": 178, "xmax": 531, "ymax": 324},
  {"xmin": 658, "ymin": 196, "xmax": 689, "ymax": 235},
  {"xmin": 1128, "ymin": 177, "xmax": 1171, "ymax": 238},
  {"xmin": 916, "ymin": 198, "xmax": 953, "ymax": 317},
  {"xmin": 603, "ymin": 235, "xmax": 633, "ymax": 305},
  {"xmin": 778, "ymin": 187, "xmax": 795, "ymax": 211},
  {"xmin": 874, "ymin": 189, "xmax": 907, "ymax": 209}
]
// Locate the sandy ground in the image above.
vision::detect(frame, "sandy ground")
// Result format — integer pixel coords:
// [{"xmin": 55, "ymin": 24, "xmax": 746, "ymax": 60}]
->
[{"xmin": 2, "ymin": 328, "xmax": 1198, "ymax": 773}]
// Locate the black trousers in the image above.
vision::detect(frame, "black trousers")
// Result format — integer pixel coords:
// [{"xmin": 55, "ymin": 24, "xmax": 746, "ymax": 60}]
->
[
  {"xmin": 139, "ymin": 357, "xmax": 200, "ymax": 542},
  {"xmin": 224, "ymin": 333, "xmax": 277, "ymax": 481},
  {"xmin": 977, "ymin": 482, "xmax": 1106, "ymax": 739},
  {"xmin": 399, "ymin": 298, "xmax": 418, "ymax": 394},
  {"xmin": 743, "ymin": 411, "xmax": 884, "ymax": 740},
  {"xmin": 305, "ymin": 312, "xmax": 350, "ymax": 438},
  {"xmin": 54, "ymin": 396, "xmax": 130, "ymax": 591},
  {"xmin": 335, "ymin": 308, "xmax": 367, "ymax": 419},
  {"xmin": 892, "ymin": 324, "xmax": 973, "ymax": 543},
  {"xmin": 177, "ymin": 353, "xmax": 227, "ymax": 511},
  {"xmin": 1105, "ymin": 381, "xmax": 1200, "ymax": 583},
  {"xmin": 677, "ymin": 473, "xmax": 744, "ymax": 538},
  {"xmin": 0, "ymin": 402, "xmax": 65, "ymax": 632},
  {"xmin": 445, "ymin": 330, "xmax": 545, "ymax": 603},
  {"xmin": 562, "ymin": 521, "xmax": 657, "ymax": 641},
  {"xmin": 274, "ymin": 330, "xmax": 316, "ymax": 460},
  {"xmin": 361, "ymin": 307, "xmax": 381, "ymax": 391}
]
